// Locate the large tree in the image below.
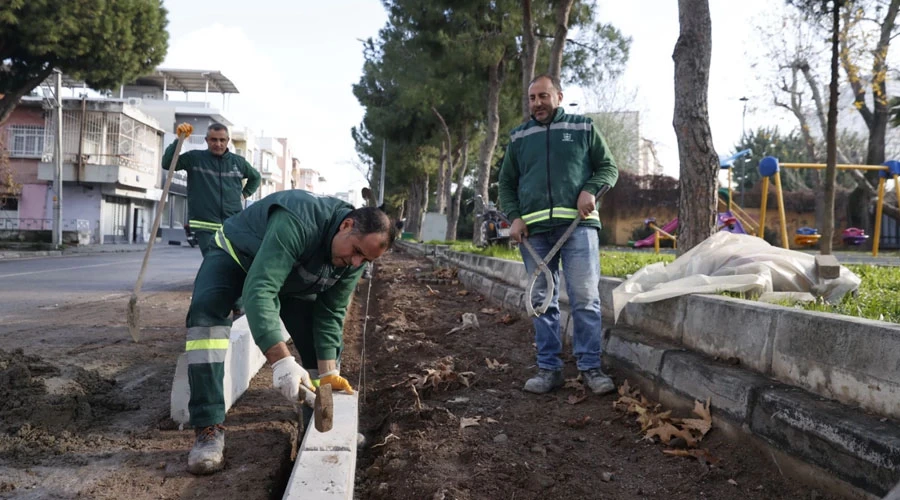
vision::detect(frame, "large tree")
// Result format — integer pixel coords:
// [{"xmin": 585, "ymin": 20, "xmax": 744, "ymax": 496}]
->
[
  {"xmin": 673, "ymin": 0, "xmax": 719, "ymax": 253},
  {"xmin": 0, "ymin": 0, "xmax": 169, "ymax": 126}
]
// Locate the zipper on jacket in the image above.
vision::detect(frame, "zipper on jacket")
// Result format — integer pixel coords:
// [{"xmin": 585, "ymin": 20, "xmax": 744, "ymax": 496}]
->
[
  {"xmin": 218, "ymin": 155, "xmax": 224, "ymax": 222},
  {"xmin": 544, "ymin": 122, "xmax": 553, "ymax": 219}
]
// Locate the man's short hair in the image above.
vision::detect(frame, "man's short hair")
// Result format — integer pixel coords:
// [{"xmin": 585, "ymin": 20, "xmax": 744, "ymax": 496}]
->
[
  {"xmin": 207, "ymin": 123, "xmax": 229, "ymax": 135},
  {"xmin": 347, "ymin": 207, "xmax": 398, "ymax": 250},
  {"xmin": 529, "ymin": 74, "xmax": 562, "ymax": 93}
]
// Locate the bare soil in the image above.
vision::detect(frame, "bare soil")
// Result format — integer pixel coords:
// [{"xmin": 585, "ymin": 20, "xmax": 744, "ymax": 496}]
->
[{"xmin": 0, "ymin": 248, "xmax": 839, "ymax": 499}]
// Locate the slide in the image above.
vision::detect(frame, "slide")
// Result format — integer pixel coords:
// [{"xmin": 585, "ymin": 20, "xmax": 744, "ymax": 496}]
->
[
  {"xmin": 717, "ymin": 211, "xmax": 747, "ymax": 234},
  {"xmin": 634, "ymin": 218, "xmax": 679, "ymax": 248}
]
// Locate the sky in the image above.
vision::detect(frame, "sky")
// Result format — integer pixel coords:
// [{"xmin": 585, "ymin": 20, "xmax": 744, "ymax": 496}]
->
[{"xmin": 159, "ymin": 0, "xmax": 789, "ymax": 190}]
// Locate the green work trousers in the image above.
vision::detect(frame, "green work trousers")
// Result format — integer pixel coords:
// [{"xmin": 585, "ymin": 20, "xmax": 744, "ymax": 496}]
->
[{"xmin": 184, "ymin": 246, "xmax": 335, "ymax": 428}]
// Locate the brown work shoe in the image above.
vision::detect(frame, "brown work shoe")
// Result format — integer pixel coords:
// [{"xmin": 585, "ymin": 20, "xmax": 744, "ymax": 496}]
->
[{"xmin": 187, "ymin": 424, "xmax": 225, "ymax": 475}]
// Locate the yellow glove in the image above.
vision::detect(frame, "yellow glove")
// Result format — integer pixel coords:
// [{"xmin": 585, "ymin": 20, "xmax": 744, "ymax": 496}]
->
[
  {"xmin": 319, "ymin": 371, "xmax": 354, "ymax": 394},
  {"xmin": 176, "ymin": 123, "xmax": 194, "ymax": 138}
]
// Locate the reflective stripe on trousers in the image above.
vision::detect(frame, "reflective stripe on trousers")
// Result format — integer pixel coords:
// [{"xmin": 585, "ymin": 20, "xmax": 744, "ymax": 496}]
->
[{"xmin": 185, "ymin": 325, "xmax": 230, "ymax": 363}]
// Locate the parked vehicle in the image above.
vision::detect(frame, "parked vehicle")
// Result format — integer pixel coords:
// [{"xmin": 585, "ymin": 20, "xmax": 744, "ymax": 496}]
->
[{"xmin": 474, "ymin": 195, "xmax": 512, "ymax": 248}]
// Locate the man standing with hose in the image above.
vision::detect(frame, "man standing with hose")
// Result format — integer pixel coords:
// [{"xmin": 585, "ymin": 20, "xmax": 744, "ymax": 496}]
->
[{"xmin": 498, "ymin": 74, "xmax": 619, "ymax": 395}]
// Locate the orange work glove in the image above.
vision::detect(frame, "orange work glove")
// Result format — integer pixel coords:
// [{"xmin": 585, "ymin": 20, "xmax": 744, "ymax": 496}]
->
[
  {"xmin": 176, "ymin": 123, "xmax": 194, "ymax": 138},
  {"xmin": 318, "ymin": 370, "xmax": 354, "ymax": 394}
]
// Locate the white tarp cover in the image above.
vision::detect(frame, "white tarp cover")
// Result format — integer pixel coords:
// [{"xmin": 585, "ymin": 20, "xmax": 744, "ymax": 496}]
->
[{"xmin": 612, "ymin": 232, "xmax": 861, "ymax": 322}]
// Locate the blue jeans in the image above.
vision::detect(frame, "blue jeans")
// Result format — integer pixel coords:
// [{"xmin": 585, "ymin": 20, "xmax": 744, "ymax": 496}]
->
[{"xmin": 520, "ymin": 225, "xmax": 603, "ymax": 371}]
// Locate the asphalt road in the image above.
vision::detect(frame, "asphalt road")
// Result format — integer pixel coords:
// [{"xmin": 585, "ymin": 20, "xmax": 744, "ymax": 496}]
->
[{"xmin": 0, "ymin": 246, "xmax": 202, "ymax": 318}]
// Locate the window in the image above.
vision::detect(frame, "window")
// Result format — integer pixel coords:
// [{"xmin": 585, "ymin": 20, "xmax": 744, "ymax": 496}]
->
[{"xmin": 8, "ymin": 125, "xmax": 45, "ymax": 158}]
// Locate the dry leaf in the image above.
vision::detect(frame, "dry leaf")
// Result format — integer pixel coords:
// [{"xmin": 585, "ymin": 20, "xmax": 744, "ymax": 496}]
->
[
  {"xmin": 426, "ymin": 285, "xmax": 439, "ymax": 295},
  {"xmin": 645, "ymin": 423, "xmax": 697, "ymax": 446},
  {"xmin": 567, "ymin": 392, "xmax": 588, "ymax": 405},
  {"xmin": 564, "ymin": 415, "xmax": 592, "ymax": 429},
  {"xmin": 460, "ymin": 416, "xmax": 481, "ymax": 429},
  {"xmin": 485, "ymin": 358, "xmax": 508, "ymax": 370},
  {"xmin": 728, "ymin": 479, "xmax": 739, "ymax": 486},
  {"xmin": 565, "ymin": 378, "xmax": 584, "ymax": 390},
  {"xmin": 663, "ymin": 448, "xmax": 721, "ymax": 465},
  {"xmin": 485, "ymin": 417, "xmax": 499, "ymax": 424},
  {"xmin": 693, "ymin": 398, "xmax": 712, "ymax": 422},
  {"xmin": 457, "ymin": 290, "xmax": 469, "ymax": 296},
  {"xmin": 497, "ymin": 314, "xmax": 516, "ymax": 325},
  {"xmin": 479, "ymin": 307, "xmax": 499, "ymax": 315}
]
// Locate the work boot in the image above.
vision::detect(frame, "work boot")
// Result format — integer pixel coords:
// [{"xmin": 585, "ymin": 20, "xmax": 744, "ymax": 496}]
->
[
  {"xmin": 523, "ymin": 368, "xmax": 564, "ymax": 394},
  {"xmin": 187, "ymin": 424, "xmax": 225, "ymax": 475},
  {"xmin": 581, "ymin": 368, "xmax": 615, "ymax": 395}
]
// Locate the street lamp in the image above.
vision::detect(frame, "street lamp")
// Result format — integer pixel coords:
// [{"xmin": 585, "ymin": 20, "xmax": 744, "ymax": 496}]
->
[{"xmin": 739, "ymin": 96, "xmax": 749, "ymax": 206}]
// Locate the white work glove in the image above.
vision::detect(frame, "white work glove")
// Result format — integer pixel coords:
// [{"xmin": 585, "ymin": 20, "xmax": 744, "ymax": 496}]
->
[{"xmin": 272, "ymin": 356, "xmax": 313, "ymax": 403}]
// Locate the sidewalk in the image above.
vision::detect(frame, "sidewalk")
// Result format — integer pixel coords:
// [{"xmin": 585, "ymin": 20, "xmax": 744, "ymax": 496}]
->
[{"xmin": 0, "ymin": 241, "xmax": 183, "ymax": 260}]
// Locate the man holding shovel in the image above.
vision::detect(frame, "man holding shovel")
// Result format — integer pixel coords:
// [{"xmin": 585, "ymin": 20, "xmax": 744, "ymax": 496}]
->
[
  {"xmin": 163, "ymin": 123, "xmax": 260, "ymax": 319},
  {"xmin": 162, "ymin": 122, "xmax": 260, "ymax": 257},
  {"xmin": 498, "ymin": 74, "xmax": 619, "ymax": 395},
  {"xmin": 184, "ymin": 189, "xmax": 397, "ymax": 475}
]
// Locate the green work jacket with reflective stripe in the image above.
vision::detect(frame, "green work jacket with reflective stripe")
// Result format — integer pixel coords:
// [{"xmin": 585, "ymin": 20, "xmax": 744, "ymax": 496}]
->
[
  {"xmin": 221, "ymin": 190, "xmax": 364, "ymax": 360},
  {"xmin": 498, "ymin": 107, "xmax": 618, "ymax": 235},
  {"xmin": 162, "ymin": 140, "xmax": 261, "ymax": 232}
]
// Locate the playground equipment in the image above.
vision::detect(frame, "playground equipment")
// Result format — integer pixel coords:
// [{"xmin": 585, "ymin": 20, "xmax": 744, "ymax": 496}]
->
[
  {"xmin": 633, "ymin": 217, "xmax": 678, "ymax": 250},
  {"xmin": 757, "ymin": 157, "xmax": 900, "ymax": 256},
  {"xmin": 794, "ymin": 227, "xmax": 822, "ymax": 247},
  {"xmin": 842, "ymin": 227, "xmax": 869, "ymax": 246},
  {"xmin": 719, "ymin": 149, "xmax": 759, "ymax": 235},
  {"xmin": 645, "ymin": 217, "xmax": 677, "ymax": 254}
]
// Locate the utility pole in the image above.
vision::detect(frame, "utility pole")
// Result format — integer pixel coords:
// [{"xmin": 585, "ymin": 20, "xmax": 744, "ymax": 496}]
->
[
  {"xmin": 378, "ymin": 139, "xmax": 386, "ymax": 206},
  {"xmin": 53, "ymin": 70, "xmax": 64, "ymax": 248},
  {"xmin": 739, "ymin": 96, "xmax": 749, "ymax": 207}
]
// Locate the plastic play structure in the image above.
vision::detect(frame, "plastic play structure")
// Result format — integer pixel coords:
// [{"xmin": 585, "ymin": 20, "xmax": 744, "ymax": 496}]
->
[
  {"xmin": 757, "ymin": 157, "xmax": 900, "ymax": 256},
  {"xmin": 842, "ymin": 227, "xmax": 870, "ymax": 246},
  {"xmin": 794, "ymin": 227, "xmax": 821, "ymax": 247},
  {"xmin": 634, "ymin": 149, "xmax": 758, "ymax": 253}
]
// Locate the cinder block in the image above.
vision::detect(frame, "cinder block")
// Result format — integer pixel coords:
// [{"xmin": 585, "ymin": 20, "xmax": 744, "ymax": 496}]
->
[
  {"xmin": 618, "ymin": 296, "xmax": 688, "ymax": 342},
  {"xmin": 815, "ymin": 254, "xmax": 841, "ymax": 280},
  {"xmin": 772, "ymin": 309, "xmax": 900, "ymax": 419},
  {"xmin": 751, "ymin": 387, "xmax": 900, "ymax": 497},
  {"xmin": 659, "ymin": 350, "xmax": 773, "ymax": 423},
  {"xmin": 170, "ymin": 316, "xmax": 288, "ymax": 425},
  {"xmin": 284, "ymin": 393, "xmax": 359, "ymax": 499},
  {"xmin": 603, "ymin": 327, "xmax": 678, "ymax": 377},
  {"xmin": 682, "ymin": 294, "xmax": 779, "ymax": 374}
]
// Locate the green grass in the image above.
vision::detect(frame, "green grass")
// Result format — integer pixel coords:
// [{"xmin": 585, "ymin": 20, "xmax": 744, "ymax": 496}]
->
[{"xmin": 432, "ymin": 241, "xmax": 900, "ymax": 323}]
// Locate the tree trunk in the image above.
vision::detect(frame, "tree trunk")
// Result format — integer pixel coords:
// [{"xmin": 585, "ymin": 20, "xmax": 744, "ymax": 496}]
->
[
  {"xmin": 673, "ymin": 0, "xmax": 718, "ymax": 254},
  {"xmin": 432, "ymin": 106, "xmax": 451, "ymax": 214},
  {"xmin": 822, "ymin": 2, "xmax": 842, "ymax": 255},
  {"xmin": 406, "ymin": 174, "xmax": 429, "ymax": 240},
  {"xmin": 521, "ymin": 0, "xmax": 537, "ymax": 122},
  {"xmin": 446, "ymin": 135, "xmax": 469, "ymax": 240},
  {"xmin": 473, "ymin": 54, "xmax": 505, "ymax": 247},
  {"xmin": 436, "ymin": 139, "xmax": 448, "ymax": 214},
  {"xmin": 547, "ymin": 0, "xmax": 575, "ymax": 81}
]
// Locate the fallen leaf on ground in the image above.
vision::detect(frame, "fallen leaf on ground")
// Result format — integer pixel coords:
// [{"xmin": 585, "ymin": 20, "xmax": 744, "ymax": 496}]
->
[
  {"xmin": 564, "ymin": 415, "xmax": 591, "ymax": 428},
  {"xmin": 479, "ymin": 308, "xmax": 499, "ymax": 315},
  {"xmin": 426, "ymin": 285, "xmax": 439, "ymax": 295},
  {"xmin": 460, "ymin": 416, "xmax": 481, "ymax": 429},
  {"xmin": 728, "ymin": 479, "xmax": 738, "ymax": 486},
  {"xmin": 485, "ymin": 358, "xmax": 508, "ymax": 370},
  {"xmin": 485, "ymin": 417, "xmax": 499, "ymax": 424},
  {"xmin": 567, "ymin": 392, "xmax": 587, "ymax": 405},
  {"xmin": 497, "ymin": 314, "xmax": 516, "ymax": 324},
  {"xmin": 565, "ymin": 378, "xmax": 584, "ymax": 390},
  {"xmin": 645, "ymin": 423, "xmax": 696, "ymax": 446},
  {"xmin": 446, "ymin": 313, "xmax": 480, "ymax": 335},
  {"xmin": 457, "ymin": 290, "xmax": 469, "ymax": 296}
]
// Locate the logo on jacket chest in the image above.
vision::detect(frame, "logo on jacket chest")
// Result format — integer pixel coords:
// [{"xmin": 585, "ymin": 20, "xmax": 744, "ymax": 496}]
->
[{"xmin": 561, "ymin": 132, "xmax": 573, "ymax": 143}]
